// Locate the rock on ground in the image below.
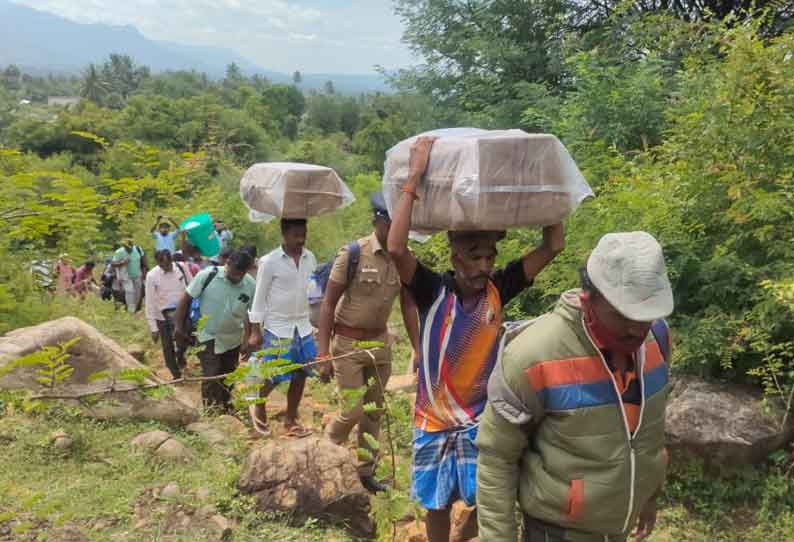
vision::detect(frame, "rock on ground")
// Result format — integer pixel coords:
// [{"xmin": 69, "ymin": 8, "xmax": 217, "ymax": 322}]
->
[
  {"xmin": 666, "ymin": 376, "xmax": 794, "ymax": 467},
  {"xmin": 0, "ymin": 317, "xmax": 198, "ymax": 426},
  {"xmin": 238, "ymin": 435, "xmax": 373, "ymax": 537},
  {"xmin": 131, "ymin": 430, "xmax": 193, "ymax": 463}
]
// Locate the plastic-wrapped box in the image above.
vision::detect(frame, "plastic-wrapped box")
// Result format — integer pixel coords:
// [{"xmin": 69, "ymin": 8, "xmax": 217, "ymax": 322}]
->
[
  {"xmin": 383, "ymin": 128, "xmax": 593, "ymax": 232},
  {"xmin": 240, "ymin": 162, "xmax": 355, "ymax": 223}
]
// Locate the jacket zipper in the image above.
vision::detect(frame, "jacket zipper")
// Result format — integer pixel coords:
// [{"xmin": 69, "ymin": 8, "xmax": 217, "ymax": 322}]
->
[{"xmin": 581, "ymin": 316, "xmax": 646, "ymax": 535}]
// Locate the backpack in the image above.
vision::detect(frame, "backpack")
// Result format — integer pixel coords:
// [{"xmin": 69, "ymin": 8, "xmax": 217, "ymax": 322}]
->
[
  {"xmin": 309, "ymin": 241, "xmax": 361, "ymax": 306},
  {"xmin": 187, "ymin": 266, "xmax": 219, "ymax": 332}
]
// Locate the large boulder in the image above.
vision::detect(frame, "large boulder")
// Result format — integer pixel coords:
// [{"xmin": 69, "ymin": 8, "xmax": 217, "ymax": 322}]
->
[
  {"xmin": 238, "ymin": 435, "xmax": 373, "ymax": 537},
  {"xmin": 0, "ymin": 317, "xmax": 198, "ymax": 426},
  {"xmin": 665, "ymin": 376, "xmax": 794, "ymax": 467}
]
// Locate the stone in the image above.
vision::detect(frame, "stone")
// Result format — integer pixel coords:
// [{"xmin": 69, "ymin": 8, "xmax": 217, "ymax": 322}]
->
[
  {"xmin": 160, "ymin": 482, "xmax": 181, "ymax": 500},
  {"xmin": 396, "ymin": 520, "xmax": 427, "ymax": 542},
  {"xmin": 155, "ymin": 438, "xmax": 193, "ymax": 463},
  {"xmin": 126, "ymin": 344, "xmax": 146, "ymax": 362},
  {"xmin": 208, "ymin": 515, "xmax": 233, "ymax": 540},
  {"xmin": 50, "ymin": 430, "xmax": 74, "ymax": 452},
  {"xmin": 130, "ymin": 430, "xmax": 172, "ymax": 451},
  {"xmin": 239, "ymin": 435, "xmax": 373, "ymax": 537},
  {"xmin": 187, "ymin": 422, "xmax": 229, "ymax": 446},
  {"xmin": 0, "ymin": 317, "xmax": 199, "ymax": 426},
  {"xmin": 665, "ymin": 376, "xmax": 794, "ymax": 467}
]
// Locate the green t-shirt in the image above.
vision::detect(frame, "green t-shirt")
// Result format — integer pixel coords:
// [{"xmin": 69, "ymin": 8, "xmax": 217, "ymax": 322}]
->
[
  {"xmin": 113, "ymin": 246, "xmax": 143, "ymax": 279},
  {"xmin": 187, "ymin": 266, "xmax": 256, "ymax": 354}
]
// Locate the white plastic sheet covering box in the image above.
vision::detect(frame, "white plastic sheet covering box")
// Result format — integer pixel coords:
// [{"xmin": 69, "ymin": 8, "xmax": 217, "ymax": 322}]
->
[
  {"xmin": 240, "ymin": 162, "xmax": 355, "ymax": 223},
  {"xmin": 383, "ymin": 128, "xmax": 593, "ymax": 233}
]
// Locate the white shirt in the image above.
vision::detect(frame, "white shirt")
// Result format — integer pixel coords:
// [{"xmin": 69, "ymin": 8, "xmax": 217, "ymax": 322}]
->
[
  {"xmin": 249, "ymin": 246, "xmax": 316, "ymax": 338},
  {"xmin": 144, "ymin": 263, "xmax": 192, "ymax": 332}
]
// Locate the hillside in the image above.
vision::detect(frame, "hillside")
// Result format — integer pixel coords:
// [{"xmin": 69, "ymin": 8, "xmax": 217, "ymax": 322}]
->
[{"xmin": 0, "ymin": 0, "xmax": 389, "ymax": 94}]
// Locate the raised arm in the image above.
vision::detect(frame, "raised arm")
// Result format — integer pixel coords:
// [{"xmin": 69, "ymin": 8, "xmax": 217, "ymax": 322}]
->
[
  {"xmin": 387, "ymin": 136, "xmax": 435, "ymax": 285},
  {"xmin": 166, "ymin": 215, "xmax": 180, "ymax": 230},
  {"xmin": 520, "ymin": 223, "xmax": 566, "ymax": 283},
  {"xmin": 151, "ymin": 215, "xmax": 163, "ymax": 234}
]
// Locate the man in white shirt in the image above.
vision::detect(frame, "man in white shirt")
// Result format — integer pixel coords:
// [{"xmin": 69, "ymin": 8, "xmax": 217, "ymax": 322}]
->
[
  {"xmin": 247, "ymin": 218, "xmax": 317, "ymax": 438},
  {"xmin": 145, "ymin": 250, "xmax": 193, "ymax": 379}
]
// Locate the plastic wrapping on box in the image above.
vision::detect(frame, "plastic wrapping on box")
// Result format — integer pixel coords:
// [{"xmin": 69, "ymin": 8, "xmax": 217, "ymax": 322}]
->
[
  {"xmin": 240, "ymin": 162, "xmax": 355, "ymax": 223},
  {"xmin": 383, "ymin": 128, "xmax": 593, "ymax": 233}
]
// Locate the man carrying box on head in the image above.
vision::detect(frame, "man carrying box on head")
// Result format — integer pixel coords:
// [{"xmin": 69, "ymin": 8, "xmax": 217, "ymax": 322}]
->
[
  {"xmin": 387, "ymin": 136, "xmax": 566, "ymax": 542},
  {"xmin": 316, "ymin": 191, "xmax": 422, "ymax": 494},
  {"xmin": 247, "ymin": 218, "xmax": 317, "ymax": 438},
  {"xmin": 476, "ymin": 232, "xmax": 674, "ymax": 542}
]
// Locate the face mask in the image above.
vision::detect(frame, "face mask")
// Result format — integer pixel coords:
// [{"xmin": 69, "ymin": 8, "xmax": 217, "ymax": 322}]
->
[{"xmin": 580, "ymin": 293, "xmax": 646, "ymax": 355}]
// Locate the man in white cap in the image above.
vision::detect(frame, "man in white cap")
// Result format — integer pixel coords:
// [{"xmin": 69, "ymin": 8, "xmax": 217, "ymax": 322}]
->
[{"xmin": 477, "ymin": 231, "xmax": 674, "ymax": 542}]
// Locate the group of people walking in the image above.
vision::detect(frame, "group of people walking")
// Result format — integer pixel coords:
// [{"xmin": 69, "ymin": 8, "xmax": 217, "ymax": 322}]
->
[{"xmin": 134, "ymin": 138, "xmax": 674, "ymax": 542}]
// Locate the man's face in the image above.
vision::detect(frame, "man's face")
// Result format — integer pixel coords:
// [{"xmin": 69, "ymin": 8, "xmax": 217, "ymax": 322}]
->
[
  {"xmin": 159, "ymin": 223, "xmax": 170, "ymax": 235},
  {"xmin": 225, "ymin": 265, "xmax": 246, "ymax": 284},
  {"xmin": 451, "ymin": 242, "xmax": 497, "ymax": 294},
  {"xmin": 123, "ymin": 241, "xmax": 132, "ymax": 252},
  {"xmin": 282, "ymin": 224, "xmax": 307, "ymax": 252},
  {"xmin": 157, "ymin": 251, "xmax": 173, "ymax": 272},
  {"xmin": 588, "ymin": 294, "xmax": 653, "ymax": 352}
]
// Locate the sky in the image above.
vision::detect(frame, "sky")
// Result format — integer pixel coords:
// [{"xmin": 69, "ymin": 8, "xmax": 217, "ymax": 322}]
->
[{"xmin": 11, "ymin": 0, "xmax": 416, "ymax": 74}]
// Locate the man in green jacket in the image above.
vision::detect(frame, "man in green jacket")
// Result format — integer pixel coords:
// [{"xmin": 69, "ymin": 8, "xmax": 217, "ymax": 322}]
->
[{"xmin": 477, "ymin": 231, "xmax": 674, "ymax": 542}]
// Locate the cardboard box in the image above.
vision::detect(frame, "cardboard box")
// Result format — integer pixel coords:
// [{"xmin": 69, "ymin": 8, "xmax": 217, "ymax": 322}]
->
[
  {"xmin": 240, "ymin": 162, "xmax": 354, "ymax": 221},
  {"xmin": 383, "ymin": 129, "xmax": 592, "ymax": 232}
]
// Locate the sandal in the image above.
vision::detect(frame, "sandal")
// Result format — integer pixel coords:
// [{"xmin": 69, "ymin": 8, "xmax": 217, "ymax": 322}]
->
[
  {"xmin": 248, "ymin": 405, "xmax": 272, "ymax": 438},
  {"xmin": 284, "ymin": 423, "xmax": 313, "ymax": 439}
]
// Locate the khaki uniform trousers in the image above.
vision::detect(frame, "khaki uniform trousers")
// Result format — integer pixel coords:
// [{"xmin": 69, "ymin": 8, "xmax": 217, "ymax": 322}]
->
[{"xmin": 326, "ymin": 332, "xmax": 391, "ymax": 477}]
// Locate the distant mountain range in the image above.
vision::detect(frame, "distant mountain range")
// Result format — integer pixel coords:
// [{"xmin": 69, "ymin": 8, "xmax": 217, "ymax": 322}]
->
[{"xmin": 0, "ymin": 0, "xmax": 391, "ymax": 94}]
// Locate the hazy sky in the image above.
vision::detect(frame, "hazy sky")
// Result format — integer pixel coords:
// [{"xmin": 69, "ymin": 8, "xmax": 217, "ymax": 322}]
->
[{"xmin": 11, "ymin": 0, "xmax": 416, "ymax": 74}]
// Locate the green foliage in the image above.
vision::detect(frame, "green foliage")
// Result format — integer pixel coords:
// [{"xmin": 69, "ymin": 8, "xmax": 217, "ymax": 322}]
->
[{"xmin": 0, "ymin": 338, "xmax": 80, "ymax": 390}]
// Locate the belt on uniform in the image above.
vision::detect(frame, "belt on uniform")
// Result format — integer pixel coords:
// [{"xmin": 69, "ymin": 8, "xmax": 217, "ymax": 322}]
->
[{"xmin": 333, "ymin": 324, "xmax": 386, "ymax": 341}]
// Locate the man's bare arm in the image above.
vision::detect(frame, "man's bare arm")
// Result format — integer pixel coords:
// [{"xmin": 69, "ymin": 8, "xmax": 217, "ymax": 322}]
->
[
  {"xmin": 520, "ymin": 223, "xmax": 565, "ymax": 283},
  {"xmin": 387, "ymin": 136, "xmax": 436, "ymax": 286}
]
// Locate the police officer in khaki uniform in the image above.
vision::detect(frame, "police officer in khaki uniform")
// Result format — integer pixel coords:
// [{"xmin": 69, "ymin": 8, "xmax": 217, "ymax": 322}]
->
[{"xmin": 317, "ymin": 192, "xmax": 421, "ymax": 493}]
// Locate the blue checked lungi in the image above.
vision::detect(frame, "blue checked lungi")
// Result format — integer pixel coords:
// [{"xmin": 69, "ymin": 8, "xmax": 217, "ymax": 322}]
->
[
  {"xmin": 411, "ymin": 425, "xmax": 479, "ymax": 510},
  {"xmin": 247, "ymin": 328, "xmax": 317, "ymax": 385}
]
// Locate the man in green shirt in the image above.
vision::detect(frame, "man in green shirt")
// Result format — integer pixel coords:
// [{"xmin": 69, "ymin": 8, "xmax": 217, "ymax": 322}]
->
[
  {"xmin": 111, "ymin": 239, "xmax": 147, "ymax": 312},
  {"xmin": 174, "ymin": 250, "xmax": 256, "ymax": 410}
]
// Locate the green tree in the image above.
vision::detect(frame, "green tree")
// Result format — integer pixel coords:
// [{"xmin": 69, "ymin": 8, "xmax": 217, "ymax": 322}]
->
[{"xmin": 79, "ymin": 64, "xmax": 109, "ymax": 104}]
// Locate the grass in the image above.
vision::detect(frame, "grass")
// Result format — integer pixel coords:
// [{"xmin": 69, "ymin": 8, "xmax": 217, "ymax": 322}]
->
[{"xmin": 0, "ymin": 405, "xmax": 355, "ymax": 541}]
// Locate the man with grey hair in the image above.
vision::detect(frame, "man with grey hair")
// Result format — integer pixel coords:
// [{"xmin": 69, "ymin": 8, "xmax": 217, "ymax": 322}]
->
[
  {"xmin": 477, "ymin": 231, "xmax": 674, "ymax": 542},
  {"xmin": 387, "ymin": 136, "xmax": 565, "ymax": 542}
]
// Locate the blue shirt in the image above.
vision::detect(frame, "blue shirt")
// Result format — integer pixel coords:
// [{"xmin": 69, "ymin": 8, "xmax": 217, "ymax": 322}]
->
[{"xmin": 152, "ymin": 231, "xmax": 180, "ymax": 254}]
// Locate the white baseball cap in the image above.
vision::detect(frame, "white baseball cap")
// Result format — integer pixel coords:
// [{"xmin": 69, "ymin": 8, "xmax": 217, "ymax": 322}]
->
[{"xmin": 586, "ymin": 231, "xmax": 674, "ymax": 322}]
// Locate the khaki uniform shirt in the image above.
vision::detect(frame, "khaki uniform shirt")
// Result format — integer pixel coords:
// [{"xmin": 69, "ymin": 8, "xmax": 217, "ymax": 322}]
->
[{"xmin": 329, "ymin": 232, "xmax": 401, "ymax": 332}]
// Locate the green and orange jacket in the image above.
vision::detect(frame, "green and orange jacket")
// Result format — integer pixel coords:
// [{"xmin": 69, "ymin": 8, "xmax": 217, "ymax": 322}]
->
[{"xmin": 476, "ymin": 290, "xmax": 671, "ymax": 542}]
